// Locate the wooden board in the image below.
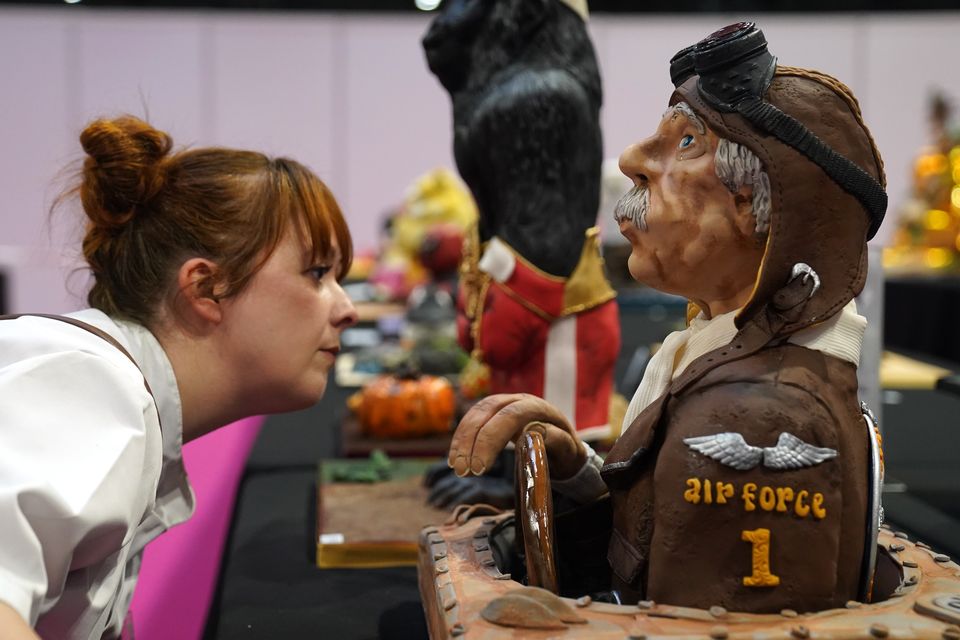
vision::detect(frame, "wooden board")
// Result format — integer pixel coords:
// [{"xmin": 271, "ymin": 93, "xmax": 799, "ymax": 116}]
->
[{"xmin": 315, "ymin": 458, "xmax": 451, "ymax": 568}]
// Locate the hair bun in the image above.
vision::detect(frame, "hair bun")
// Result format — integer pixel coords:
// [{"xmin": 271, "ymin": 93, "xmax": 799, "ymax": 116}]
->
[{"xmin": 79, "ymin": 116, "xmax": 173, "ymax": 228}]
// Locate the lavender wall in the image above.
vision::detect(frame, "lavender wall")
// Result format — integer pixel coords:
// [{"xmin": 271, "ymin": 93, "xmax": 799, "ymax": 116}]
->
[{"xmin": 0, "ymin": 7, "xmax": 956, "ymax": 312}]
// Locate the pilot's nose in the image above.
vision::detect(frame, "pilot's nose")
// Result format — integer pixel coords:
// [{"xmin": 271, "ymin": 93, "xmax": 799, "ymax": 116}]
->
[{"xmin": 619, "ymin": 133, "xmax": 662, "ymax": 187}]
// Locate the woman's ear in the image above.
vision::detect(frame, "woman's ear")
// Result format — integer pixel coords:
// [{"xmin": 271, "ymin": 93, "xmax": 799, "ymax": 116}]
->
[{"xmin": 176, "ymin": 258, "xmax": 223, "ymax": 325}]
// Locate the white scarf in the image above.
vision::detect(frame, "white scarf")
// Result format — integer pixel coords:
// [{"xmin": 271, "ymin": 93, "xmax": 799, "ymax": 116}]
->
[{"xmin": 621, "ymin": 299, "xmax": 867, "ymax": 433}]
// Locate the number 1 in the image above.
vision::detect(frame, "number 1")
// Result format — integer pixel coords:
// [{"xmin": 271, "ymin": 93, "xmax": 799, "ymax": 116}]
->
[{"xmin": 742, "ymin": 528, "xmax": 780, "ymax": 587}]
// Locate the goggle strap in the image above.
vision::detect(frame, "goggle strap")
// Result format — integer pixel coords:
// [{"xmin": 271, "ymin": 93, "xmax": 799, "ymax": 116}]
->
[{"xmin": 737, "ymin": 97, "xmax": 887, "ymax": 239}]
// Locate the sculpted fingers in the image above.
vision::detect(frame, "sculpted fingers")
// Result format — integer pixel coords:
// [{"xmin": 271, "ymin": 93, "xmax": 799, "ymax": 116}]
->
[
  {"xmin": 472, "ymin": 396, "xmax": 577, "ymax": 474},
  {"xmin": 448, "ymin": 394, "xmax": 581, "ymax": 478},
  {"xmin": 448, "ymin": 394, "xmax": 526, "ymax": 476}
]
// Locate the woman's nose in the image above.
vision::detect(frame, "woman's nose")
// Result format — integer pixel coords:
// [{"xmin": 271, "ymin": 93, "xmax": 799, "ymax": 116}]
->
[{"xmin": 333, "ymin": 284, "xmax": 359, "ymax": 329}]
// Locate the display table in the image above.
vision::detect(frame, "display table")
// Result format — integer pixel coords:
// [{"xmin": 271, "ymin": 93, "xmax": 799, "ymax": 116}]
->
[
  {"xmin": 885, "ymin": 274, "xmax": 960, "ymax": 366},
  {"xmin": 201, "ymin": 304, "xmax": 960, "ymax": 639}
]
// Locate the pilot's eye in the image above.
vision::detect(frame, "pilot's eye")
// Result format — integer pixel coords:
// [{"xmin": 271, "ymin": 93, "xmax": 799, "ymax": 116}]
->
[{"xmin": 678, "ymin": 134, "xmax": 695, "ymax": 150}]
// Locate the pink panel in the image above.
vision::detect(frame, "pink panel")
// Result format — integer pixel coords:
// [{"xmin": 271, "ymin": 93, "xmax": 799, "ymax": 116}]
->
[
  {"xmin": 340, "ymin": 14, "xmax": 456, "ymax": 255},
  {"xmin": 861, "ymin": 14, "xmax": 960, "ymax": 246},
  {"xmin": 74, "ymin": 10, "xmax": 205, "ymax": 145},
  {"xmin": 128, "ymin": 416, "xmax": 264, "ymax": 640},
  {"xmin": 0, "ymin": 9, "xmax": 73, "ymax": 248},
  {"xmin": 210, "ymin": 14, "xmax": 338, "ymax": 187}
]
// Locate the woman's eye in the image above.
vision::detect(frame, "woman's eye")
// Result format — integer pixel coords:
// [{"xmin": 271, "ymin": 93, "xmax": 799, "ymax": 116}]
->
[
  {"xmin": 678, "ymin": 134, "xmax": 695, "ymax": 150},
  {"xmin": 308, "ymin": 265, "xmax": 332, "ymax": 281}
]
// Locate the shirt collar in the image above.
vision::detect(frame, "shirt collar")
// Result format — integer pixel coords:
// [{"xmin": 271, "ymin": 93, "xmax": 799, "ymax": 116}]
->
[
  {"xmin": 680, "ymin": 298, "xmax": 865, "ymax": 372},
  {"xmin": 67, "ymin": 309, "xmax": 194, "ymax": 519}
]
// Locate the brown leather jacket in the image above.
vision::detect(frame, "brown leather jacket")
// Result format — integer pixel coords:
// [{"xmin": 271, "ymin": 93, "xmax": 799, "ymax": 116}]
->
[
  {"xmin": 601, "ymin": 310, "xmax": 869, "ymax": 612},
  {"xmin": 599, "ymin": 67, "xmax": 885, "ymax": 613}
]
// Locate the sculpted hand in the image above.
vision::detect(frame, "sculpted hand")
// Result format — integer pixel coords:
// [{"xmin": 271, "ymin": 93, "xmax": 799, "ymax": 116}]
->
[{"xmin": 447, "ymin": 393, "xmax": 586, "ymax": 481}]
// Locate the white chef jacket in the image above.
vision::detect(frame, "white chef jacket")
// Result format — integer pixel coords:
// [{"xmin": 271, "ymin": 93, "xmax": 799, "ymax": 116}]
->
[
  {"xmin": 0, "ymin": 310, "xmax": 195, "ymax": 639},
  {"xmin": 553, "ymin": 299, "xmax": 867, "ymax": 503}
]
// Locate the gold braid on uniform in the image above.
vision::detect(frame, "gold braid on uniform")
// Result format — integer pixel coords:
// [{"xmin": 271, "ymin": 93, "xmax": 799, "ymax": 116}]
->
[{"xmin": 459, "ymin": 221, "xmax": 491, "ymax": 363}]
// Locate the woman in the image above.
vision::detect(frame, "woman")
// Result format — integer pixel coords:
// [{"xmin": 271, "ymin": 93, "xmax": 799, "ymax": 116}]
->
[{"xmin": 0, "ymin": 116, "xmax": 358, "ymax": 639}]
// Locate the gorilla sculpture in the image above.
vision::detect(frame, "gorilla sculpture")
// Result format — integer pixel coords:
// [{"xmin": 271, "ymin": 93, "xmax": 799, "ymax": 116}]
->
[
  {"xmin": 423, "ymin": 0, "xmax": 603, "ymax": 276},
  {"xmin": 423, "ymin": 0, "xmax": 620, "ymax": 445}
]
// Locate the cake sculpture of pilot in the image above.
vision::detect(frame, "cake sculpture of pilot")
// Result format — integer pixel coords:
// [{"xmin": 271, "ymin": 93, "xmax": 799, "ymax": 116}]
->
[
  {"xmin": 448, "ymin": 22, "xmax": 887, "ymax": 613},
  {"xmin": 422, "ymin": 0, "xmax": 621, "ymax": 443}
]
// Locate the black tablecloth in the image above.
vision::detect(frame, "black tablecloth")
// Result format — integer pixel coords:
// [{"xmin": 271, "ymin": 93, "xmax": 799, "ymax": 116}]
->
[{"xmin": 886, "ymin": 274, "xmax": 960, "ymax": 366}]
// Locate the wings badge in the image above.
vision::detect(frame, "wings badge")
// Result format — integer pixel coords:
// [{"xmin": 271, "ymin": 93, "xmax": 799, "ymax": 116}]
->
[{"xmin": 683, "ymin": 432, "xmax": 838, "ymax": 471}]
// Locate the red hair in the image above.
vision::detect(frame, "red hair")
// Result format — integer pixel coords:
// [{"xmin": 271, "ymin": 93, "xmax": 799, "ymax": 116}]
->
[{"xmin": 62, "ymin": 116, "xmax": 352, "ymax": 324}]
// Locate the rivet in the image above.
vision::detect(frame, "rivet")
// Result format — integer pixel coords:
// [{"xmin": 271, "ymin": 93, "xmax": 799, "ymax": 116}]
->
[
  {"xmin": 781, "ymin": 609, "xmax": 799, "ymax": 618},
  {"xmin": 576, "ymin": 595, "xmax": 592, "ymax": 607},
  {"xmin": 870, "ymin": 623, "xmax": 889, "ymax": 638},
  {"xmin": 903, "ymin": 561, "xmax": 918, "ymax": 568},
  {"xmin": 790, "ymin": 625, "xmax": 810, "ymax": 639},
  {"xmin": 450, "ymin": 623, "xmax": 466, "ymax": 636},
  {"xmin": 481, "ymin": 558, "xmax": 496, "ymax": 567},
  {"xmin": 423, "ymin": 526, "xmax": 439, "ymax": 534},
  {"xmin": 710, "ymin": 625, "xmax": 728, "ymax": 639},
  {"xmin": 494, "ymin": 573, "xmax": 512, "ymax": 580},
  {"xmin": 905, "ymin": 575, "xmax": 918, "ymax": 586},
  {"xmin": 846, "ymin": 600, "xmax": 862, "ymax": 609},
  {"xmin": 889, "ymin": 543, "xmax": 905, "ymax": 552},
  {"xmin": 473, "ymin": 543, "xmax": 489, "ymax": 552},
  {"xmin": 935, "ymin": 554, "xmax": 951, "ymax": 563},
  {"xmin": 895, "ymin": 531, "xmax": 910, "ymax": 539},
  {"xmin": 628, "ymin": 635, "xmax": 647, "ymax": 640},
  {"xmin": 637, "ymin": 600, "xmax": 655, "ymax": 610},
  {"xmin": 710, "ymin": 605, "xmax": 728, "ymax": 618},
  {"xmin": 918, "ymin": 542, "xmax": 932, "ymax": 549},
  {"xmin": 443, "ymin": 597, "xmax": 457, "ymax": 611},
  {"xmin": 434, "ymin": 551, "xmax": 447, "ymax": 560},
  {"xmin": 943, "ymin": 626, "xmax": 960, "ymax": 640}
]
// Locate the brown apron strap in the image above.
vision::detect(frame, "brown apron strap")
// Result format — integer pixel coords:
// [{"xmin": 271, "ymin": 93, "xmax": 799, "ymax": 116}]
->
[{"xmin": 0, "ymin": 313, "xmax": 157, "ymax": 403}]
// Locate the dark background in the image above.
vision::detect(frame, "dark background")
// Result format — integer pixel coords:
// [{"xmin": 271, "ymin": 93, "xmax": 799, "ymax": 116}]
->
[{"xmin": 5, "ymin": 0, "xmax": 960, "ymax": 12}]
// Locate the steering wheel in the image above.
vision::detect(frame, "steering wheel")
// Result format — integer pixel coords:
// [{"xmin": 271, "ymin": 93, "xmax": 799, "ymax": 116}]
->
[{"xmin": 514, "ymin": 422, "xmax": 559, "ymax": 594}]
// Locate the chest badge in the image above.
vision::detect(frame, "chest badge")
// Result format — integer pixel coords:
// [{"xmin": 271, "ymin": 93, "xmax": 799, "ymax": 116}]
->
[{"xmin": 683, "ymin": 432, "xmax": 837, "ymax": 471}]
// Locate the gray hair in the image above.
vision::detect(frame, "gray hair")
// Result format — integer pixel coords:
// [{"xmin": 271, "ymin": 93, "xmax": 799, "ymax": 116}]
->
[{"xmin": 714, "ymin": 138, "xmax": 771, "ymax": 235}]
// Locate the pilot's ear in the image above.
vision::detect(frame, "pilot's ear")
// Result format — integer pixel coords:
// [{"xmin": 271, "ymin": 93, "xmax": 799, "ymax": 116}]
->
[{"xmin": 733, "ymin": 189, "xmax": 758, "ymax": 239}]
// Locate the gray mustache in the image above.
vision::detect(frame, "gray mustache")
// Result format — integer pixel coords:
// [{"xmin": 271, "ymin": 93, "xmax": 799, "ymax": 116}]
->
[{"xmin": 613, "ymin": 185, "xmax": 650, "ymax": 232}]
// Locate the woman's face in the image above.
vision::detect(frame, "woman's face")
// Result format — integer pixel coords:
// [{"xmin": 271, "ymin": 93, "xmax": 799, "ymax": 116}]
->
[{"xmin": 219, "ymin": 226, "xmax": 358, "ymax": 413}]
